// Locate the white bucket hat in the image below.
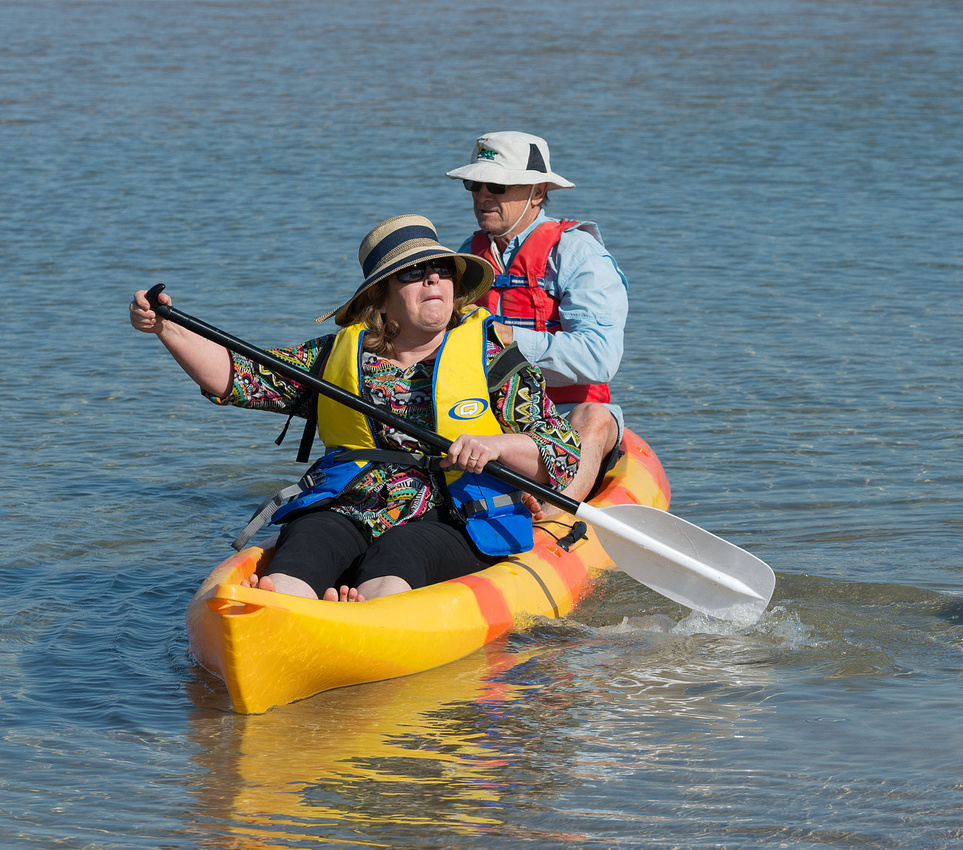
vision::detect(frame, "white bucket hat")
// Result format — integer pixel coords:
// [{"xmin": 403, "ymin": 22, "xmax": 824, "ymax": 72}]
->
[{"xmin": 446, "ymin": 131, "xmax": 575, "ymax": 191}]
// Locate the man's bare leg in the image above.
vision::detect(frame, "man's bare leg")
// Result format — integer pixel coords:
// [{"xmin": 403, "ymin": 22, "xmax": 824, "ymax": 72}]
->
[{"xmin": 560, "ymin": 402, "xmax": 619, "ymax": 502}]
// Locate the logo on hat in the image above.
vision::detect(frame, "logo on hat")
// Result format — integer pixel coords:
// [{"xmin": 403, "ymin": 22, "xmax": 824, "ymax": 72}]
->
[
  {"xmin": 475, "ymin": 140, "xmax": 497, "ymax": 161},
  {"xmin": 449, "ymin": 398, "xmax": 489, "ymax": 420}
]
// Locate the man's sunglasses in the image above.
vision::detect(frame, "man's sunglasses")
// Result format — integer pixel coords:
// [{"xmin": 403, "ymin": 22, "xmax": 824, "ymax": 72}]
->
[
  {"xmin": 463, "ymin": 180, "xmax": 507, "ymax": 195},
  {"xmin": 395, "ymin": 259, "xmax": 456, "ymax": 283}
]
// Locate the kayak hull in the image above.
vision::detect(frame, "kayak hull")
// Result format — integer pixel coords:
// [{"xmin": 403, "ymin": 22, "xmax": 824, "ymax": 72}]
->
[{"xmin": 186, "ymin": 429, "xmax": 670, "ymax": 713}]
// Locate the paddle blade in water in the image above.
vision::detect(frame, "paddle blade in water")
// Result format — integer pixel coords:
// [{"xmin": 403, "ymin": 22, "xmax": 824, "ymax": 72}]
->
[{"xmin": 576, "ymin": 503, "xmax": 776, "ymax": 623}]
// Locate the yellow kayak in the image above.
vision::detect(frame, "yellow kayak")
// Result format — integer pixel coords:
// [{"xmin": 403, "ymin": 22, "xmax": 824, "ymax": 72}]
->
[{"xmin": 186, "ymin": 429, "xmax": 671, "ymax": 714}]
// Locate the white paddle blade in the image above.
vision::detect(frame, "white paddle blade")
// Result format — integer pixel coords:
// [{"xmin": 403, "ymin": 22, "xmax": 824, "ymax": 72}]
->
[{"xmin": 576, "ymin": 503, "xmax": 775, "ymax": 623}]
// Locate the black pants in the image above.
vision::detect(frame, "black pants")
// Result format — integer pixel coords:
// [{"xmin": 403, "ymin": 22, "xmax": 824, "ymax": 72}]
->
[{"xmin": 269, "ymin": 509, "xmax": 497, "ymax": 595}]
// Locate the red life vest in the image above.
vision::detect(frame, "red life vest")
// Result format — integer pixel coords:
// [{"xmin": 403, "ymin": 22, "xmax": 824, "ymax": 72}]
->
[{"xmin": 470, "ymin": 221, "xmax": 611, "ymax": 405}]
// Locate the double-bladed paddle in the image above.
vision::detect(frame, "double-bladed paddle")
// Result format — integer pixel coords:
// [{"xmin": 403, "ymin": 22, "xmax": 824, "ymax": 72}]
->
[{"xmin": 144, "ymin": 284, "xmax": 775, "ymax": 622}]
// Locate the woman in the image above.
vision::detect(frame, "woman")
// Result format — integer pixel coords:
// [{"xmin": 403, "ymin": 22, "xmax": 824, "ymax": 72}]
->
[{"xmin": 129, "ymin": 215, "xmax": 580, "ymax": 602}]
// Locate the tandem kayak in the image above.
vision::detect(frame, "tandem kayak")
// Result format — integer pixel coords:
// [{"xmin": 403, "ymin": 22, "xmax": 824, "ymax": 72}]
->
[{"xmin": 186, "ymin": 429, "xmax": 671, "ymax": 714}]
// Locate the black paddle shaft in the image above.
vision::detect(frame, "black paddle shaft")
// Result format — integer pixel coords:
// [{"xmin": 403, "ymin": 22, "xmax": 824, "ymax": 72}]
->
[{"xmin": 145, "ymin": 284, "xmax": 579, "ymax": 513}]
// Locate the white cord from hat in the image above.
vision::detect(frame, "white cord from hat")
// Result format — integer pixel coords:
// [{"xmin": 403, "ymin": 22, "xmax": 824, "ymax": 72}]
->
[
  {"xmin": 488, "ymin": 235, "xmax": 506, "ymax": 272},
  {"xmin": 491, "ymin": 185, "xmax": 537, "ymax": 240}
]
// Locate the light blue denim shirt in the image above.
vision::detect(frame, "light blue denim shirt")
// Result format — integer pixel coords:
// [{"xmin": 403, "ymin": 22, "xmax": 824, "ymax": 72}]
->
[{"xmin": 460, "ymin": 210, "xmax": 628, "ymax": 389}]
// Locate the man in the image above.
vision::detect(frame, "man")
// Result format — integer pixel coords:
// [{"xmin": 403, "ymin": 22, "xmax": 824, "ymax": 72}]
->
[{"xmin": 446, "ymin": 131, "xmax": 628, "ymax": 501}]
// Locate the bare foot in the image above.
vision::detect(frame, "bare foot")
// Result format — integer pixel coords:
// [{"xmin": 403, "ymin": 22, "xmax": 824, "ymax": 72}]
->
[
  {"xmin": 240, "ymin": 574, "xmax": 276, "ymax": 592},
  {"xmin": 322, "ymin": 585, "xmax": 366, "ymax": 602},
  {"xmin": 521, "ymin": 492, "xmax": 546, "ymax": 521},
  {"xmin": 534, "ymin": 503, "xmax": 567, "ymax": 521}
]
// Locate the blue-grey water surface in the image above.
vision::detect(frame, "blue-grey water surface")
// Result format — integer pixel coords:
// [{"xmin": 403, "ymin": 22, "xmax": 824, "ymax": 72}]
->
[{"xmin": 1, "ymin": 1, "xmax": 961, "ymax": 847}]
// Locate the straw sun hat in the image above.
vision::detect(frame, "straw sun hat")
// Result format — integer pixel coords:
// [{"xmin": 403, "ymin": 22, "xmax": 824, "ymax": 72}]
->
[
  {"xmin": 316, "ymin": 215, "xmax": 494, "ymax": 325},
  {"xmin": 445, "ymin": 131, "xmax": 575, "ymax": 191}
]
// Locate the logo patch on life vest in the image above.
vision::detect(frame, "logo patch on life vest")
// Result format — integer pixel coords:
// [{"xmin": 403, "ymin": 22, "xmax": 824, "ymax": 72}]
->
[{"xmin": 449, "ymin": 398, "xmax": 489, "ymax": 420}]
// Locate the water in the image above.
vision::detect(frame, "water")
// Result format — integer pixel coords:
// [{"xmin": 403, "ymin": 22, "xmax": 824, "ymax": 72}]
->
[{"xmin": 1, "ymin": 0, "xmax": 961, "ymax": 847}]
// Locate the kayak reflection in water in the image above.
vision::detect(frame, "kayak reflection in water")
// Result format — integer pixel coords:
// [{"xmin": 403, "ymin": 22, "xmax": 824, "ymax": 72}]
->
[{"xmin": 129, "ymin": 215, "xmax": 580, "ymax": 602}]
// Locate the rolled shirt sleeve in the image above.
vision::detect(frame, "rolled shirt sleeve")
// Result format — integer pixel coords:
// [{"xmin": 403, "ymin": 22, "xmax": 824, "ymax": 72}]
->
[{"xmin": 201, "ymin": 337, "xmax": 332, "ymax": 413}]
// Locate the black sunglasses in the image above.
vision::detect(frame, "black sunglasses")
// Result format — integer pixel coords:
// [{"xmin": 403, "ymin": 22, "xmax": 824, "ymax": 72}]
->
[
  {"xmin": 463, "ymin": 180, "xmax": 507, "ymax": 195},
  {"xmin": 395, "ymin": 259, "xmax": 456, "ymax": 283}
]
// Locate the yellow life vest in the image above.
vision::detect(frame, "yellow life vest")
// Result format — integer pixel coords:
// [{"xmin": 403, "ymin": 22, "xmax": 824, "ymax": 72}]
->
[
  {"xmin": 317, "ymin": 306, "xmax": 503, "ymax": 453},
  {"xmin": 286, "ymin": 306, "xmax": 532, "ymax": 556}
]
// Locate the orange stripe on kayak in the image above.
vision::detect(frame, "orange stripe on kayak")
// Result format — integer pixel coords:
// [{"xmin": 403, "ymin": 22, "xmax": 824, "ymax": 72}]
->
[
  {"xmin": 451, "ymin": 574, "xmax": 514, "ymax": 642},
  {"xmin": 545, "ymin": 547, "xmax": 593, "ymax": 604},
  {"xmin": 635, "ymin": 437, "xmax": 672, "ymax": 505}
]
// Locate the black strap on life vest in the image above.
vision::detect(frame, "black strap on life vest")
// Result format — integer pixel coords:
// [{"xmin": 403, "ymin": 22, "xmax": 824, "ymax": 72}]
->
[
  {"xmin": 456, "ymin": 490, "xmax": 527, "ymax": 519},
  {"xmin": 274, "ymin": 337, "xmax": 335, "ymax": 463},
  {"xmin": 486, "ymin": 341, "xmax": 529, "ymax": 392}
]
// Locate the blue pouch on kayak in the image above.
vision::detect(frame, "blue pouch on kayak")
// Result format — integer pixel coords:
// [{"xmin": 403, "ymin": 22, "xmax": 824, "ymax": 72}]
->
[
  {"xmin": 232, "ymin": 447, "xmax": 438, "ymax": 550},
  {"xmin": 446, "ymin": 472, "xmax": 533, "ymax": 557},
  {"xmin": 269, "ymin": 448, "xmax": 373, "ymax": 525}
]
